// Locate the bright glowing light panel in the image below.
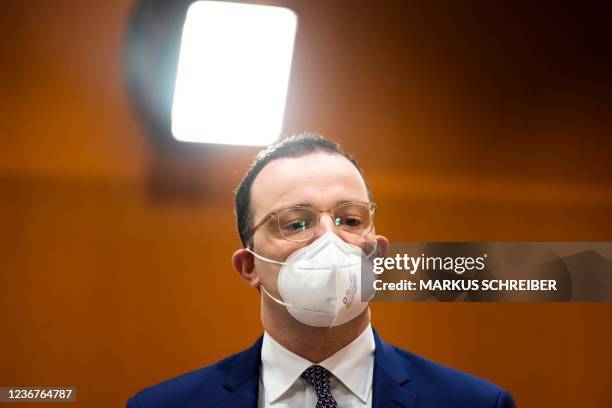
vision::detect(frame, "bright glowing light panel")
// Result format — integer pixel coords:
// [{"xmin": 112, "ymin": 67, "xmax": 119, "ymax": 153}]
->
[{"xmin": 171, "ymin": 1, "xmax": 297, "ymax": 145}]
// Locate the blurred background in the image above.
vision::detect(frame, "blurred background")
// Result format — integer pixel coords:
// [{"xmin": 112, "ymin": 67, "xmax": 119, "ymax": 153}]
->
[{"xmin": 1, "ymin": 0, "xmax": 612, "ymax": 407}]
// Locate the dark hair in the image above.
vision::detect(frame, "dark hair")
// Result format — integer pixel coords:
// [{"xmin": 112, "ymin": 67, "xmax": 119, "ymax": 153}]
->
[{"xmin": 234, "ymin": 133, "xmax": 370, "ymax": 247}]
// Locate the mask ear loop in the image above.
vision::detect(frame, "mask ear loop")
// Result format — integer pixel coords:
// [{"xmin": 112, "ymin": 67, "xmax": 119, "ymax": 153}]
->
[
  {"xmin": 360, "ymin": 242, "xmax": 379, "ymax": 303},
  {"xmin": 362, "ymin": 240, "xmax": 378, "ymax": 259},
  {"xmin": 245, "ymin": 247, "xmax": 294, "ymax": 307},
  {"xmin": 259, "ymin": 284, "xmax": 293, "ymax": 307},
  {"xmin": 245, "ymin": 247, "xmax": 286, "ymax": 265},
  {"xmin": 361, "ymin": 241, "xmax": 378, "ymax": 259}
]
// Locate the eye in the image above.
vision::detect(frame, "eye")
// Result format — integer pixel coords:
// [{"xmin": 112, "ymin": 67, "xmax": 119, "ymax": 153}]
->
[
  {"xmin": 337, "ymin": 216, "xmax": 363, "ymax": 228},
  {"xmin": 281, "ymin": 218, "xmax": 312, "ymax": 232}
]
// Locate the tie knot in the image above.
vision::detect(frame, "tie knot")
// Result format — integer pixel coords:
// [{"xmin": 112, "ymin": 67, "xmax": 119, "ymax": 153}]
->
[
  {"xmin": 302, "ymin": 365, "xmax": 337, "ymax": 408},
  {"xmin": 302, "ymin": 364, "xmax": 332, "ymax": 388}
]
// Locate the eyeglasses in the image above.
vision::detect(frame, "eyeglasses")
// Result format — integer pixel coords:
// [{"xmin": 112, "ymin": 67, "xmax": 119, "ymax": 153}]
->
[{"xmin": 250, "ymin": 201, "xmax": 377, "ymax": 242}]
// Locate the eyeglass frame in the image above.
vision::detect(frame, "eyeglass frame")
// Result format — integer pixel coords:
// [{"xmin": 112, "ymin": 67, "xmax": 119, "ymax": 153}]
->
[{"xmin": 248, "ymin": 201, "xmax": 377, "ymax": 243}]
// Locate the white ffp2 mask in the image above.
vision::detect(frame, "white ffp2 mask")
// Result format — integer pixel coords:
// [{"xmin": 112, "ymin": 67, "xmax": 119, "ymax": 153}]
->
[{"xmin": 247, "ymin": 232, "xmax": 376, "ymax": 328}]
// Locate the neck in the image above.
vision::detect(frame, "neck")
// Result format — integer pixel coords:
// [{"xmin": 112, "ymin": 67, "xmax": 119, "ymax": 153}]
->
[{"xmin": 261, "ymin": 304, "xmax": 371, "ymax": 363}]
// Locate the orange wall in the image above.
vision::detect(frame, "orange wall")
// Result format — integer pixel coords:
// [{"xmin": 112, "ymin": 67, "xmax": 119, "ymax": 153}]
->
[{"xmin": 1, "ymin": 1, "xmax": 611, "ymax": 407}]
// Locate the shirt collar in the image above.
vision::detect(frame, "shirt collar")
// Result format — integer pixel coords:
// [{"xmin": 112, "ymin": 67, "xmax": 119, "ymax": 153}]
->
[
  {"xmin": 260, "ymin": 331, "xmax": 313, "ymax": 403},
  {"xmin": 260, "ymin": 323, "xmax": 375, "ymax": 404},
  {"xmin": 319, "ymin": 323, "xmax": 375, "ymax": 403}
]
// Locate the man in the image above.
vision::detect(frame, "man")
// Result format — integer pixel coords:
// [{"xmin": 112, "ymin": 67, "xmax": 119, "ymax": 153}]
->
[{"xmin": 128, "ymin": 134, "xmax": 516, "ymax": 407}]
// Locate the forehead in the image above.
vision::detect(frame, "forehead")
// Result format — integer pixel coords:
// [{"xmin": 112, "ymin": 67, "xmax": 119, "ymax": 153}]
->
[{"xmin": 250, "ymin": 151, "xmax": 369, "ymax": 220}]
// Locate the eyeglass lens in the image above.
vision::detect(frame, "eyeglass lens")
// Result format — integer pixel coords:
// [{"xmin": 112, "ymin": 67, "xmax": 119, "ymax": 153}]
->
[{"xmin": 276, "ymin": 203, "xmax": 373, "ymax": 241}]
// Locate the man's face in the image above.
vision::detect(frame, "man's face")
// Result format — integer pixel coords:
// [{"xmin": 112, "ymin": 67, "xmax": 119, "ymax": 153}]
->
[{"xmin": 249, "ymin": 151, "xmax": 377, "ymax": 298}]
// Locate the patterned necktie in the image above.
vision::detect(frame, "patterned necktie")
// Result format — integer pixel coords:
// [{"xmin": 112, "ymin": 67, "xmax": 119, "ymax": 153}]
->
[{"xmin": 302, "ymin": 365, "xmax": 338, "ymax": 408}]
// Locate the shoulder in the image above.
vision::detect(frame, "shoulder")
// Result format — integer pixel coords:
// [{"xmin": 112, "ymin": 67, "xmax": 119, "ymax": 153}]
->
[
  {"xmin": 384, "ymin": 341, "xmax": 515, "ymax": 407},
  {"xmin": 127, "ymin": 340, "xmax": 261, "ymax": 408},
  {"xmin": 126, "ymin": 355, "xmax": 232, "ymax": 408}
]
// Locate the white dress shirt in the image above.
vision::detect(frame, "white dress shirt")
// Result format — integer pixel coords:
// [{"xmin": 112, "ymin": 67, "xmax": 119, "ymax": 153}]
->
[{"xmin": 258, "ymin": 323, "xmax": 375, "ymax": 408}]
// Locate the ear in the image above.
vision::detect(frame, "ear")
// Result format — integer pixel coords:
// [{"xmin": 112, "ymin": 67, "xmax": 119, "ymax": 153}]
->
[
  {"xmin": 232, "ymin": 248, "xmax": 260, "ymax": 288},
  {"xmin": 375, "ymin": 234, "xmax": 390, "ymax": 257}
]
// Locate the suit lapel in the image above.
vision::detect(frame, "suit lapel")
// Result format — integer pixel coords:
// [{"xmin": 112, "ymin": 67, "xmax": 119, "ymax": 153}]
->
[
  {"xmin": 372, "ymin": 330, "xmax": 416, "ymax": 408},
  {"xmin": 212, "ymin": 336, "xmax": 263, "ymax": 408},
  {"xmin": 211, "ymin": 330, "xmax": 416, "ymax": 408}
]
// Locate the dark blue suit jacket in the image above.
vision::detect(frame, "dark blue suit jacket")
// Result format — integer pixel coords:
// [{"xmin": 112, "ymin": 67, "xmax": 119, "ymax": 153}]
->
[{"xmin": 127, "ymin": 330, "xmax": 515, "ymax": 407}]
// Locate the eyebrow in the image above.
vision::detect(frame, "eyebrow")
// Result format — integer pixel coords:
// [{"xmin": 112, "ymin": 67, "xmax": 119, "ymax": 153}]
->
[
  {"xmin": 271, "ymin": 199, "xmax": 362, "ymax": 213},
  {"xmin": 270, "ymin": 203, "xmax": 312, "ymax": 213}
]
